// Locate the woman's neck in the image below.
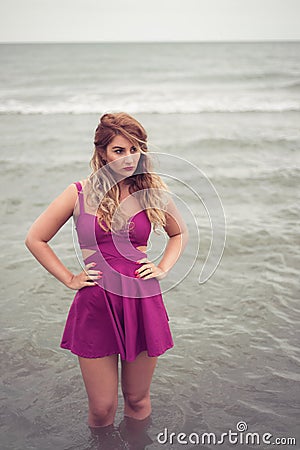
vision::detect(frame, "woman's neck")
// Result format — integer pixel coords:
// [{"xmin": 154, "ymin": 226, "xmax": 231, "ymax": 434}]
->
[{"xmin": 118, "ymin": 180, "xmax": 130, "ymax": 201}]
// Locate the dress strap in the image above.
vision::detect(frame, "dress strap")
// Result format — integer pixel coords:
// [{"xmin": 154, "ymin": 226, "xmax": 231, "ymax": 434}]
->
[{"xmin": 74, "ymin": 181, "xmax": 85, "ymax": 213}]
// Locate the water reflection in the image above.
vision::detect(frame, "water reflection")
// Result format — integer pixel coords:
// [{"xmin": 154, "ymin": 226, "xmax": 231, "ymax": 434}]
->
[{"xmin": 89, "ymin": 415, "xmax": 153, "ymax": 449}]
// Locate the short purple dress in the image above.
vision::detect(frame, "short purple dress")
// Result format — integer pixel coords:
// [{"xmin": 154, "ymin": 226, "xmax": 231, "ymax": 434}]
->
[{"xmin": 60, "ymin": 182, "xmax": 174, "ymax": 362}]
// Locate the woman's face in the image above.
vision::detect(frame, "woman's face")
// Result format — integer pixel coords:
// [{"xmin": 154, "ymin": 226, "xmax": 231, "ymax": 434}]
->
[{"xmin": 105, "ymin": 134, "xmax": 141, "ymax": 179}]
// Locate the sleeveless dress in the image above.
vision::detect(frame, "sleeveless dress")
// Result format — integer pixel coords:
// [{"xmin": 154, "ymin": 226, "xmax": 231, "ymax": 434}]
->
[{"xmin": 60, "ymin": 181, "xmax": 174, "ymax": 362}]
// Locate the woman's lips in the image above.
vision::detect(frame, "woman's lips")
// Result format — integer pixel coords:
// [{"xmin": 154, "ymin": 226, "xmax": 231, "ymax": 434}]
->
[{"xmin": 123, "ymin": 166, "xmax": 134, "ymax": 171}]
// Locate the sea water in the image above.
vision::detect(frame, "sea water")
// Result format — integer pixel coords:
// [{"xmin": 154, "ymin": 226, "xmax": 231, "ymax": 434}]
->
[{"xmin": 0, "ymin": 42, "xmax": 299, "ymax": 449}]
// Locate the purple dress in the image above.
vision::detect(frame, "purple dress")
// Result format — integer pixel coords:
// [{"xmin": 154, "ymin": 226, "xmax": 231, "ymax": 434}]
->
[{"xmin": 60, "ymin": 181, "xmax": 174, "ymax": 361}]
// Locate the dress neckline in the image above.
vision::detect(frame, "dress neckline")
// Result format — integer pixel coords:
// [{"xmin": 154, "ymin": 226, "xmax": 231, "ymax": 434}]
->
[
  {"xmin": 79, "ymin": 210, "xmax": 146, "ymax": 232},
  {"xmin": 83, "ymin": 210, "xmax": 145, "ymax": 221}
]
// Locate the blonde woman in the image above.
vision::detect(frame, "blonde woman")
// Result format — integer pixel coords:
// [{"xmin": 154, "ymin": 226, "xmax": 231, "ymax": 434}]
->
[{"xmin": 25, "ymin": 112, "xmax": 188, "ymax": 433}]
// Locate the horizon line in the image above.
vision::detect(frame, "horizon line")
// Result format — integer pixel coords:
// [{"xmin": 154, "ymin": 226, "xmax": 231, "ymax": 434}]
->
[{"xmin": 0, "ymin": 39, "xmax": 299, "ymax": 45}]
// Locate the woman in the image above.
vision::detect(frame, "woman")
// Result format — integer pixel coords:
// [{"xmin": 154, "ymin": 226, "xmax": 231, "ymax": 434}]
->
[{"xmin": 25, "ymin": 112, "xmax": 188, "ymax": 432}]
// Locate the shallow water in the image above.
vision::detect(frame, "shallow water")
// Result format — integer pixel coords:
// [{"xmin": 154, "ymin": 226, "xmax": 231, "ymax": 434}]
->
[{"xmin": 1, "ymin": 42, "xmax": 300, "ymax": 449}]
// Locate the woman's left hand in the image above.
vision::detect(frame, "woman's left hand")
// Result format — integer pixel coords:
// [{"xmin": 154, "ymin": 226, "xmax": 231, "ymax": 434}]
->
[{"xmin": 135, "ymin": 257, "xmax": 166, "ymax": 281}]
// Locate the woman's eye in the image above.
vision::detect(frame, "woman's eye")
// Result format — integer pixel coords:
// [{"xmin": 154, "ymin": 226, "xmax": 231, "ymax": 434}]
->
[{"xmin": 114, "ymin": 147, "xmax": 137, "ymax": 154}]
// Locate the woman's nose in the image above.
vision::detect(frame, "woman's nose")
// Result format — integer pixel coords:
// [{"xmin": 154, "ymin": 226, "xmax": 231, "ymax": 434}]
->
[{"xmin": 124, "ymin": 153, "xmax": 134, "ymax": 163}]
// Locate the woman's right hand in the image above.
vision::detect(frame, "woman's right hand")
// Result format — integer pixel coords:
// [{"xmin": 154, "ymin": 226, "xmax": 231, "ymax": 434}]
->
[{"xmin": 66, "ymin": 262, "xmax": 102, "ymax": 290}]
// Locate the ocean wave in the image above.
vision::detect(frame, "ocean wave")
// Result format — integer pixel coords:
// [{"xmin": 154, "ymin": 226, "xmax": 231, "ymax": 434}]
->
[
  {"xmin": 284, "ymin": 80, "xmax": 300, "ymax": 91},
  {"xmin": 209, "ymin": 167, "xmax": 300, "ymax": 192},
  {"xmin": 0, "ymin": 98, "xmax": 299, "ymax": 115},
  {"xmin": 187, "ymin": 137, "xmax": 299, "ymax": 148},
  {"xmin": 218, "ymin": 166, "xmax": 300, "ymax": 181}
]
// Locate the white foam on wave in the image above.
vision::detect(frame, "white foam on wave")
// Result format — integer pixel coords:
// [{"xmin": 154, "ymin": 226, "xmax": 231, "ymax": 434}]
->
[{"xmin": 0, "ymin": 96, "xmax": 299, "ymax": 115}]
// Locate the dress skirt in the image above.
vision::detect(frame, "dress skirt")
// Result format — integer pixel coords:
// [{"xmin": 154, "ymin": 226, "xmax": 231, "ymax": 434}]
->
[{"xmin": 60, "ymin": 255, "xmax": 174, "ymax": 362}]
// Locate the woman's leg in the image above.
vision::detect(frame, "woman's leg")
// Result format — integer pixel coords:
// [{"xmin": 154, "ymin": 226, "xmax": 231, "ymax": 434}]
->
[
  {"xmin": 121, "ymin": 351, "xmax": 157, "ymax": 420},
  {"xmin": 119, "ymin": 415, "xmax": 153, "ymax": 449},
  {"xmin": 78, "ymin": 354, "xmax": 119, "ymax": 427}
]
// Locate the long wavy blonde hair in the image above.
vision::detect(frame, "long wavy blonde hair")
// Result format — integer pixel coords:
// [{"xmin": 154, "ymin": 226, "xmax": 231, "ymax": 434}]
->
[{"xmin": 86, "ymin": 112, "xmax": 169, "ymax": 232}]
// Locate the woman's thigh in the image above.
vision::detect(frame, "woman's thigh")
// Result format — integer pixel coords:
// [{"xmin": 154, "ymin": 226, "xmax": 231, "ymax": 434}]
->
[
  {"xmin": 121, "ymin": 351, "xmax": 157, "ymax": 398},
  {"xmin": 78, "ymin": 354, "xmax": 119, "ymax": 407}
]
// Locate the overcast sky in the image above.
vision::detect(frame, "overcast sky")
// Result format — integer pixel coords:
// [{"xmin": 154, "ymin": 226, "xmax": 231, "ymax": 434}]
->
[{"xmin": 0, "ymin": 0, "xmax": 299, "ymax": 43}]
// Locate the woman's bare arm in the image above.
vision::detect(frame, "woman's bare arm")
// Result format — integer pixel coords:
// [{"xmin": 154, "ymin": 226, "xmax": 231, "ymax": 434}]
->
[{"xmin": 25, "ymin": 183, "xmax": 100, "ymax": 289}]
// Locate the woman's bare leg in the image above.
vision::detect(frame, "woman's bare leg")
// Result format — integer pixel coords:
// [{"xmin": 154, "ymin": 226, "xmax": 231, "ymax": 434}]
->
[
  {"xmin": 121, "ymin": 351, "xmax": 157, "ymax": 420},
  {"xmin": 78, "ymin": 354, "xmax": 119, "ymax": 427}
]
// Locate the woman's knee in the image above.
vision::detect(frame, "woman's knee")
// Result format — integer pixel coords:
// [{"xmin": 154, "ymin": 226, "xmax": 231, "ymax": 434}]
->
[
  {"xmin": 89, "ymin": 399, "xmax": 118, "ymax": 424},
  {"xmin": 123, "ymin": 392, "xmax": 150, "ymax": 413}
]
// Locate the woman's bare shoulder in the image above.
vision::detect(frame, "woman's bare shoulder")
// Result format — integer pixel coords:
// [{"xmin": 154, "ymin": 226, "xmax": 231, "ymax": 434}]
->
[{"xmin": 78, "ymin": 178, "xmax": 89, "ymax": 189}]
